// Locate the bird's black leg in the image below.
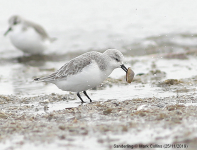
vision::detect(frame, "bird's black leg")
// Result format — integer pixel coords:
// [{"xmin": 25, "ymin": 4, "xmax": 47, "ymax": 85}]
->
[
  {"xmin": 83, "ymin": 91, "xmax": 92, "ymax": 102},
  {"xmin": 77, "ymin": 92, "xmax": 85, "ymax": 103}
]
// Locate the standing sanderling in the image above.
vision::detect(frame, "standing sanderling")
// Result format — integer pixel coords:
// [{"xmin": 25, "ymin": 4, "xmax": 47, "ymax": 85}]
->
[
  {"xmin": 4, "ymin": 15, "xmax": 55, "ymax": 55},
  {"xmin": 34, "ymin": 49, "xmax": 129, "ymax": 103}
]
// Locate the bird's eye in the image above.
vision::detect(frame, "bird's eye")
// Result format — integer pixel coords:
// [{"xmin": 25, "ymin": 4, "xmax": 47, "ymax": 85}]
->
[{"xmin": 115, "ymin": 58, "xmax": 119, "ymax": 62}]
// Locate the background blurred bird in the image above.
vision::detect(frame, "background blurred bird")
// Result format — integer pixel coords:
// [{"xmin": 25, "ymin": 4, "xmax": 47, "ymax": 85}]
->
[{"xmin": 4, "ymin": 15, "xmax": 56, "ymax": 55}]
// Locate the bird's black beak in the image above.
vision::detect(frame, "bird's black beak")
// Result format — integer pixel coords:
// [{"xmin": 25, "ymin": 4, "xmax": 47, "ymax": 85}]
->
[
  {"xmin": 121, "ymin": 64, "xmax": 128, "ymax": 72},
  {"xmin": 4, "ymin": 27, "xmax": 12, "ymax": 36}
]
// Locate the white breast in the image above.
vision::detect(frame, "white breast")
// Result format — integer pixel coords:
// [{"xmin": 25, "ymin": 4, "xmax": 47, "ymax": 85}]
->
[
  {"xmin": 9, "ymin": 24, "xmax": 50, "ymax": 54},
  {"xmin": 53, "ymin": 61, "xmax": 112, "ymax": 92}
]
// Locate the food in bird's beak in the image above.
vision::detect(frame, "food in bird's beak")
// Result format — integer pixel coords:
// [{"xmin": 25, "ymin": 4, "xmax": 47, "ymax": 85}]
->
[{"xmin": 126, "ymin": 67, "xmax": 134, "ymax": 83}]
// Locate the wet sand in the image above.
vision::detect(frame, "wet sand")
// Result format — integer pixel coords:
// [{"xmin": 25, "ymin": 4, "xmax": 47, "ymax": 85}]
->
[
  {"xmin": 1, "ymin": 51, "xmax": 197, "ymax": 149},
  {"xmin": 1, "ymin": 70, "xmax": 197, "ymax": 150}
]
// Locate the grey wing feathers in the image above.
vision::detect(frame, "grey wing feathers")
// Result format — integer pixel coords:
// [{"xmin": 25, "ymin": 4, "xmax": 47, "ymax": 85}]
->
[
  {"xmin": 56, "ymin": 56, "xmax": 91, "ymax": 78},
  {"xmin": 35, "ymin": 53, "xmax": 92, "ymax": 82},
  {"xmin": 25, "ymin": 21, "xmax": 50, "ymax": 40}
]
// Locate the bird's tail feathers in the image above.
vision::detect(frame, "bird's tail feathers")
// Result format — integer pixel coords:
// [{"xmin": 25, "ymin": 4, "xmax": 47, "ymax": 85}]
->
[{"xmin": 34, "ymin": 73, "xmax": 56, "ymax": 82}]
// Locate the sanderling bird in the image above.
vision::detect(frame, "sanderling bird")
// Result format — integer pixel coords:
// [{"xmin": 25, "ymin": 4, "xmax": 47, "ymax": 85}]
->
[
  {"xmin": 4, "ymin": 15, "xmax": 55, "ymax": 55},
  {"xmin": 34, "ymin": 49, "xmax": 128, "ymax": 103}
]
